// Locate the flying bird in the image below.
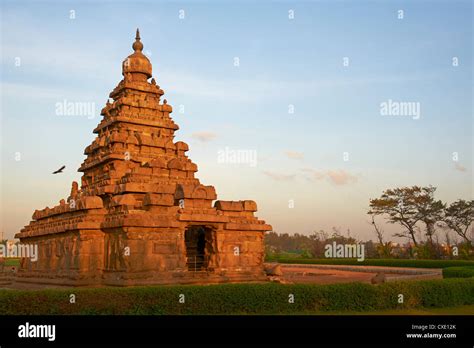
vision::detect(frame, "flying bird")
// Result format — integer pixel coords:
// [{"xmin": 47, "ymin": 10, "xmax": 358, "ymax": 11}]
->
[{"xmin": 52, "ymin": 165, "xmax": 65, "ymax": 174}]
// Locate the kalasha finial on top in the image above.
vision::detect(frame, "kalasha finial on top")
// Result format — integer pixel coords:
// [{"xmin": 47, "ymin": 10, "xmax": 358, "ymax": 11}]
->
[
  {"xmin": 132, "ymin": 28, "xmax": 144, "ymax": 52},
  {"xmin": 122, "ymin": 29, "xmax": 152, "ymax": 79}
]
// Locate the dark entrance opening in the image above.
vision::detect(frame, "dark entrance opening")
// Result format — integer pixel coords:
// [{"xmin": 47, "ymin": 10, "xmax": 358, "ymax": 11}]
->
[{"xmin": 185, "ymin": 226, "xmax": 210, "ymax": 271}]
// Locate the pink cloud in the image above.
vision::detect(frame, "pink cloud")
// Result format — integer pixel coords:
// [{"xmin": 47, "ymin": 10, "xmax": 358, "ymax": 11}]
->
[
  {"xmin": 326, "ymin": 170, "xmax": 358, "ymax": 185},
  {"xmin": 284, "ymin": 151, "xmax": 304, "ymax": 160},
  {"xmin": 301, "ymin": 168, "xmax": 358, "ymax": 186},
  {"xmin": 454, "ymin": 163, "xmax": 467, "ymax": 172}
]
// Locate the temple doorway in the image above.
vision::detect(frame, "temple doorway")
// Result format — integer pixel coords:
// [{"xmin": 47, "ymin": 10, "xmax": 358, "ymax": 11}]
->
[{"xmin": 185, "ymin": 226, "xmax": 210, "ymax": 271}]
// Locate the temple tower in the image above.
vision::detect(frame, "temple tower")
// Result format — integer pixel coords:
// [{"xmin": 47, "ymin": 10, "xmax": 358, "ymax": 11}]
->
[{"xmin": 15, "ymin": 30, "xmax": 272, "ymax": 287}]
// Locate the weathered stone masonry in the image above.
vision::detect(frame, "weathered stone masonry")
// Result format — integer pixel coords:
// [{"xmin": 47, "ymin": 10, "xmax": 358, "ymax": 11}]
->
[{"xmin": 15, "ymin": 30, "xmax": 272, "ymax": 286}]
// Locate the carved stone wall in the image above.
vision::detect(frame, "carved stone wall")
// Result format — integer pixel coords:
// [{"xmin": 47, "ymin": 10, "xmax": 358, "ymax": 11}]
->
[{"xmin": 15, "ymin": 30, "xmax": 271, "ymax": 287}]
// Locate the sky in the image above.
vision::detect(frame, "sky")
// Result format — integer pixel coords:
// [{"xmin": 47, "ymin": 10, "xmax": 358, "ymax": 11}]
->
[{"xmin": 0, "ymin": 0, "xmax": 472, "ymax": 242}]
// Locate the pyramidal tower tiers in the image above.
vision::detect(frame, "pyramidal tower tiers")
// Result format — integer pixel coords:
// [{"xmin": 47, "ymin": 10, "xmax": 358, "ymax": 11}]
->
[{"xmin": 15, "ymin": 30, "xmax": 272, "ymax": 287}]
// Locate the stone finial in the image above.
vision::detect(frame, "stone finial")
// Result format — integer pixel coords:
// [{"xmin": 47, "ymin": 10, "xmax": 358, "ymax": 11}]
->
[
  {"xmin": 122, "ymin": 29, "xmax": 152, "ymax": 79},
  {"xmin": 132, "ymin": 28, "xmax": 144, "ymax": 52}
]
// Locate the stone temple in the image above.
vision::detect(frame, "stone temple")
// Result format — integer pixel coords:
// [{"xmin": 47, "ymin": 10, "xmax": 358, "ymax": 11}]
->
[{"xmin": 14, "ymin": 30, "xmax": 272, "ymax": 287}]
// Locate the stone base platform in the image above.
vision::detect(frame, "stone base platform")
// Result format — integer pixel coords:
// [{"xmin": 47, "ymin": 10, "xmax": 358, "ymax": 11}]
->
[{"xmin": 6, "ymin": 271, "xmax": 268, "ymax": 289}]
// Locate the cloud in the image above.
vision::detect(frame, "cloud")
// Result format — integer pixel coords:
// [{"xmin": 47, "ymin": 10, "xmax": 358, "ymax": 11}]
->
[
  {"xmin": 191, "ymin": 131, "xmax": 217, "ymax": 142},
  {"xmin": 284, "ymin": 151, "xmax": 304, "ymax": 160},
  {"xmin": 326, "ymin": 170, "xmax": 358, "ymax": 185},
  {"xmin": 263, "ymin": 171, "xmax": 296, "ymax": 181},
  {"xmin": 301, "ymin": 168, "xmax": 326, "ymax": 180},
  {"xmin": 302, "ymin": 168, "xmax": 358, "ymax": 186},
  {"xmin": 454, "ymin": 163, "xmax": 467, "ymax": 172}
]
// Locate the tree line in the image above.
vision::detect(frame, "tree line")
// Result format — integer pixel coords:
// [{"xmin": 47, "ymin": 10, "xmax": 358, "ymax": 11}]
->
[{"xmin": 266, "ymin": 185, "xmax": 473, "ymax": 260}]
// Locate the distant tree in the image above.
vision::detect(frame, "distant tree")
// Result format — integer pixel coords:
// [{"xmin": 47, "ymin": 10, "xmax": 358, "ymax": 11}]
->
[
  {"xmin": 369, "ymin": 186, "xmax": 447, "ymax": 249},
  {"xmin": 444, "ymin": 230, "xmax": 453, "ymax": 257},
  {"xmin": 443, "ymin": 200, "xmax": 474, "ymax": 245},
  {"xmin": 412, "ymin": 186, "xmax": 444, "ymax": 258},
  {"xmin": 413, "ymin": 186, "xmax": 444, "ymax": 247},
  {"xmin": 308, "ymin": 230, "xmax": 328, "ymax": 257},
  {"xmin": 369, "ymin": 215, "xmax": 392, "ymax": 258},
  {"xmin": 370, "ymin": 215, "xmax": 384, "ymax": 244},
  {"xmin": 328, "ymin": 227, "xmax": 357, "ymax": 245},
  {"xmin": 265, "ymin": 231, "xmax": 315, "ymax": 257},
  {"xmin": 364, "ymin": 240, "xmax": 378, "ymax": 259},
  {"xmin": 369, "ymin": 186, "xmax": 425, "ymax": 246}
]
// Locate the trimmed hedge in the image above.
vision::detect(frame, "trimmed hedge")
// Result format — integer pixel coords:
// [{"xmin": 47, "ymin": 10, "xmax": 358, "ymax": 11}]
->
[
  {"xmin": 267, "ymin": 258, "xmax": 474, "ymax": 269},
  {"xmin": 443, "ymin": 266, "xmax": 474, "ymax": 278},
  {"xmin": 0, "ymin": 278, "xmax": 473, "ymax": 315},
  {"xmin": 4, "ymin": 258, "xmax": 20, "ymax": 267}
]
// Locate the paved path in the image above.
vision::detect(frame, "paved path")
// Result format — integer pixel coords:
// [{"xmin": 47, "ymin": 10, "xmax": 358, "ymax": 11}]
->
[{"xmin": 270, "ymin": 263, "xmax": 442, "ymax": 284}]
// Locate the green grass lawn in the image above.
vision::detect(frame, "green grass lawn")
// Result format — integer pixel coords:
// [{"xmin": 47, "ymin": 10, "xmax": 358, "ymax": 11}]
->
[{"xmin": 266, "ymin": 257, "xmax": 474, "ymax": 269}]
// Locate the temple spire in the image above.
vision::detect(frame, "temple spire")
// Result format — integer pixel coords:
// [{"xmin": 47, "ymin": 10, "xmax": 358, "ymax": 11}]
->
[
  {"xmin": 132, "ymin": 28, "xmax": 143, "ymax": 52},
  {"xmin": 122, "ymin": 29, "xmax": 152, "ymax": 78}
]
